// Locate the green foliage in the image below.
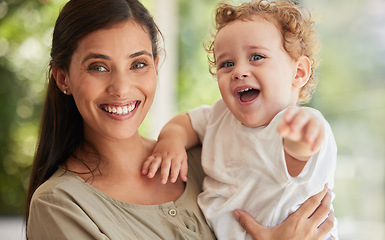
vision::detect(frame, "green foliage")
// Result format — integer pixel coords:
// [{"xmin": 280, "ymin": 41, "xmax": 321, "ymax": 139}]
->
[
  {"xmin": 304, "ymin": 0, "xmax": 385, "ymax": 225},
  {"xmin": 177, "ymin": 0, "xmax": 221, "ymax": 112},
  {"xmin": 0, "ymin": 0, "xmax": 67, "ymax": 215}
]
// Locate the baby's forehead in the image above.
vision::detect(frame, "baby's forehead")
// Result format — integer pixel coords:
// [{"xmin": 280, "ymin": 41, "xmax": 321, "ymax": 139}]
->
[
  {"xmin": 245, "ymin": 13, "xmax": 282, "ymax": 30},
  {"xmin": 219, "ymin": 13, "xmax": 282, "ymax": 34},
  {"xmin": 213, "ymin": 17, "xmax": 286, "ymax": 55},
  {"xmin": 215, "ymin": 15, "xmax": 283, "ymax": 41}
]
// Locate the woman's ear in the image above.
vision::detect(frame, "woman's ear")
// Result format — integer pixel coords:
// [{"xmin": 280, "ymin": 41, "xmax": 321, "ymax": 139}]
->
[
  {"xmin": 292, "ymin": 56, "xmax": 311, "ymax": 89},
  {"xmin": 154, "ymin": 57, "xmax": 160, "ymax": 75},
  {"xmin": 52, "ymin": 67, "xmax": 71, "ymax": 95}
]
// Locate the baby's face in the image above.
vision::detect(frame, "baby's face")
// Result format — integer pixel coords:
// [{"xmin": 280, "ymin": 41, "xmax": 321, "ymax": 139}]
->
[{"xmin": 214, "ymin": 15, "xmax": 300, "ymax": 127}]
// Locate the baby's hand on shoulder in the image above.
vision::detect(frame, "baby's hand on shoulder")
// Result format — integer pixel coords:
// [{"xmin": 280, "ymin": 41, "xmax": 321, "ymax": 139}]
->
[{"xmin": 142, "ymin": 139, "xmax": 188, "ymax": 184}]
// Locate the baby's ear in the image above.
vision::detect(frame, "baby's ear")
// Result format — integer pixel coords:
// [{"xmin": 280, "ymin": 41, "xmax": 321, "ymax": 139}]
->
[
  {"xmin": 292, "ymin": 56, "xmax": 311, "ymax": 88},
  {"xmin": 52, "ymin": 66, "xmax": 71, "ymax": 94}
]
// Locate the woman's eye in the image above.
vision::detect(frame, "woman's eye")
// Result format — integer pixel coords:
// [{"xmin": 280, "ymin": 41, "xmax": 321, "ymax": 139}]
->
[
  {"xmin": 131, "ymin": 61, "xmax": 148, "ymax": 69},
  {"xmin": 220, "ymin": 61, "xmax": 234, "ymax": 68},
  {"xmin": 250, "ymin": 54, "xmax": 264, "ymax": 61},
  {"xmin": 88, "ymin": 64, "xmax": 108, "ymax": 72}
]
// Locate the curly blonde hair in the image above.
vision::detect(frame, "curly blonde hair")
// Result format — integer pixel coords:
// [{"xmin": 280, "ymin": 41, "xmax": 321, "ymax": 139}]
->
[{"xmin": 205, "ymin": 0, "xmax": 321, "ymax": 104}]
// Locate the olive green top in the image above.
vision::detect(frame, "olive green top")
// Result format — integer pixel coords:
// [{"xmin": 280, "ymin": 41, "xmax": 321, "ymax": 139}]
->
[{"xmin": 27, "ymin": 147, "xmax": 216, "ymax": 240}]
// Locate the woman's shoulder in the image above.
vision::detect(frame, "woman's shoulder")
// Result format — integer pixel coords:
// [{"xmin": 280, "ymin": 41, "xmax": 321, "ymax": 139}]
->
[
  {"xmin": 186, "ymin": 146, "xmax": 205, "ymax": 188},
  {"xmin": 27, "ymin": 168, "xmax": 111, "ymax": 239},
  {"xmin": 31, "ymin": 168, "xmax": 88, "ymax": 202}
]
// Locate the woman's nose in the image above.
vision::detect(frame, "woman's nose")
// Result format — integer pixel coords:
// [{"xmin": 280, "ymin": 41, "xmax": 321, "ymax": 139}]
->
[{"xmin": 107, "ymin": 71, "xmax": 131, "ymax": 98}]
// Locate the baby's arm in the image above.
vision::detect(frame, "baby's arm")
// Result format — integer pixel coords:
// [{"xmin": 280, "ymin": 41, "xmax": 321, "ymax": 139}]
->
[
  {"xmin": 277, "ymin": 106, "xmax": 325, "ymax": 176},
  {"xmin": 142, "ymin": 113, "xmax": 200, "ymax": 184}
]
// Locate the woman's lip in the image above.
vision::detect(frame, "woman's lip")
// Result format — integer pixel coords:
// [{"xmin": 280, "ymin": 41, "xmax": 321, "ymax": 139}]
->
[
  {"xmin": 99, "ymin": 100, "xmax": 138, "ymax": 107},
  {"xmin": 99, "ymin": 101, "xmax": 140, "ymax": 117}
]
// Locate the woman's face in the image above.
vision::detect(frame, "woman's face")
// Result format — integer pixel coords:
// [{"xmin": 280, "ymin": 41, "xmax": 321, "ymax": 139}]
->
[{"xmin": 59, "ymin": 20, "xmax": 158, "ymax": 142}]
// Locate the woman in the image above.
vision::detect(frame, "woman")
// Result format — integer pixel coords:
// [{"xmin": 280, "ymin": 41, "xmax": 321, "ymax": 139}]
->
[{"xmin": 25, "ymin": 0, "xmax": 334, "ymax": 239}]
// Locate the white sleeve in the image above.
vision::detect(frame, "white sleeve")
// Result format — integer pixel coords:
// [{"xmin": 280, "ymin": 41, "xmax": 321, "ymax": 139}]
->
[
  {"xmin": 188, "ymin": 99, "xmax": 226, "ymax": 143},
  {"xmin": 188, "ymin": 105, "xmax": 211, "ymax": 143}
]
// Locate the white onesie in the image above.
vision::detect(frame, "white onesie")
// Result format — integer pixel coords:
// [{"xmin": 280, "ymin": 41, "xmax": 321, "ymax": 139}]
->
[{"xmin": 189, "ymin": 99, "xmax": 338, "ymax": 240}]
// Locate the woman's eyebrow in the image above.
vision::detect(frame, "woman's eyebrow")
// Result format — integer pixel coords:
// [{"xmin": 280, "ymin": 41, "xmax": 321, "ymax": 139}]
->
[
  {"xmin": 81, "ymin": 53, "xmax": 110, "ymax": 64},
  {"xmin": 129, "ymin": 50, "xmax": 153, "ymax": 59},
  {"xmin": 81, "ymin": 51, "xmax": 153, "ymax": 64}
]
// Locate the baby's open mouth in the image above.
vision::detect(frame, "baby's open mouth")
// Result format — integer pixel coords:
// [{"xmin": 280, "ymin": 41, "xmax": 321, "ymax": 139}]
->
[{"xmin": 237, "ymin": 88, "xmax": 260, "ymax": 102}]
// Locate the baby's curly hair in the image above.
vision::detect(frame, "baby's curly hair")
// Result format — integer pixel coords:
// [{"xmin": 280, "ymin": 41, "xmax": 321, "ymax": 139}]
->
[{"xmin": 205, "ymin": 0, "xmax": 321, "ymax": 104}]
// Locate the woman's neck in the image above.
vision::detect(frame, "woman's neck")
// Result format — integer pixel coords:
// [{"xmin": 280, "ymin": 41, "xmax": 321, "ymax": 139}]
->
[
  {"xmin": 65, "ymin": 133, "xmax": 185, "ymax": 205},
  {"xmin": 67, "ymin": 131, "xmax": 156, "ymax": 180}
]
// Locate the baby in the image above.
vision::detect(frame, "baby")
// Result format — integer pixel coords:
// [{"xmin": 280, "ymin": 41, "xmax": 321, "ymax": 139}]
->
[{"xmin": 143, "ymin": 0, "xmax": 338, "ymax": 239}]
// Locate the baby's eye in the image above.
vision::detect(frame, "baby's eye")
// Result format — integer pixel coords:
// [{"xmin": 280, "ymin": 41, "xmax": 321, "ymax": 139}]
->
[
  {"xmin": 131, "ymin": 61, "xmax": 148, "ymax": 69},
  {"xmin": 220, "ymin": 61, "xmax": 234, "ymax": 68},
  {"xmin": 250, "ymin": 54, "xmax": 264, "ymax": 61},
  {"xmin": 88, "ymin": 64, "xmax": 108, "ymax": 72}
]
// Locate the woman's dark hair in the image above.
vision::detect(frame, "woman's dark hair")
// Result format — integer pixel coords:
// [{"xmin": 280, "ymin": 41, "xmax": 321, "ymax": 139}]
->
[{"xmin": 25, "ymin": 0, "xmax": 162, "ymax": 225}]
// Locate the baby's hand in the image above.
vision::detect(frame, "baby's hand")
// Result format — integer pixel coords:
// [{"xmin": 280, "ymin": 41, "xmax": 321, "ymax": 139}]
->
[
  {"xmin": 277, "ymin": 106, "xmax": 325, "ymax": 159},
  {"xmin": 142, "ymin": 139, "xmax": 188, "ymax": 184}
]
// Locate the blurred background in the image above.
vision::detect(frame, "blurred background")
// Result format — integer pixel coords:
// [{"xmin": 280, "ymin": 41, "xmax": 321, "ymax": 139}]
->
[{"xmin": 0, "ymin": 0, "xmax": 384, "ymax": 239}]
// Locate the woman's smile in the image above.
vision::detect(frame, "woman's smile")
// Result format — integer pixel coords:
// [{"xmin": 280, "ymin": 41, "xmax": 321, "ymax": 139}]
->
[{"xmin": 99, "ymin": 101, "xmax": 141, "ymax": 120}]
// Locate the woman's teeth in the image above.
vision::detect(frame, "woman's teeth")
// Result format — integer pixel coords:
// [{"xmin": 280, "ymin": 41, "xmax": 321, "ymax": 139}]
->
[{"xmin": 103, "ymin": 104, "xmax": 136, "ymax": 115}]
